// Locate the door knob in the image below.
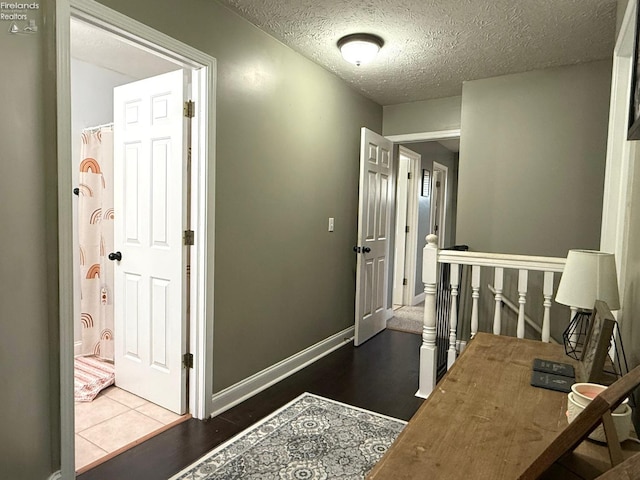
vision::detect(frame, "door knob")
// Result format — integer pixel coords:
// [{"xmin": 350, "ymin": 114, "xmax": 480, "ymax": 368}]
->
[
  {"xmin": 108, "ymin": 251, "xmax": 122, "ymax": 261},
  {"xmin": 363, "ymin": 246, "xmax": 371, "ymax": 253}
]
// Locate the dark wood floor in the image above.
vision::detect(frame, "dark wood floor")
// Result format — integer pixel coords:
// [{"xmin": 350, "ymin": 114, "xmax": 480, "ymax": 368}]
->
[{"xmin": 78, "ymin": 329, "xmax": 424, "ymax": 480}]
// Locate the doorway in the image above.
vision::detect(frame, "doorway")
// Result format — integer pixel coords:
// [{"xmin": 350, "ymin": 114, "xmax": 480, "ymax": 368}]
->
[
  {"xmin": 70, "ymin": 18, "xmax": 192, "ymax": 473},
  {"xmin": 392, "ymin": 146, "xmax": 421, "ymax": 308},
  {"xmin": 385, "ymin": 132, "xmax": 460, "ymax": 336},
  {"xmin": 389, "ymin": 136, "xmax": 459, "ymax": 307},
  {"xmin": 57, "ymin": 1, "xmax": 216, "ymax": 477}
]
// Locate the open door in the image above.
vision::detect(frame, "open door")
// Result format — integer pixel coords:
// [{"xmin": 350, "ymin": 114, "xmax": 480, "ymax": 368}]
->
[
  {"xmin": 112, "ymin": 69, "xmax": 188, "ymax": 414},
  {"xmin": 354, "ymin": 127, "xmax": 394, "ymax": 346}
]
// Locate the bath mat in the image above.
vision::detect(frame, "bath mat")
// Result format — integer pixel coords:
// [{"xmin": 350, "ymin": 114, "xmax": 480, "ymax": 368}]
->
[
  {"xmin": 171, "ymin": 393, "xmax": 406, "ymax": 479},
  {"xmin": 74, "ymin": 356, "xmax": 115, "ymax": 402}
]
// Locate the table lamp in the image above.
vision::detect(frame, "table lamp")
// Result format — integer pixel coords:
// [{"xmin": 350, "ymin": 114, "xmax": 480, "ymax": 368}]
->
[{"xmin": 555, "ymin": 249, "xmax": 620, "ymax": 359}]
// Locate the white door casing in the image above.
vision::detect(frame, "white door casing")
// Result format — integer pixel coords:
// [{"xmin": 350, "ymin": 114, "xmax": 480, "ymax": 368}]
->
[
  {"xmin": 393, "ymin": 154, "xmax": 409, "ymax": 306},
  {"xmin": 355, "ymin": 127, "xmax": 394, "ymax": 346},
  {"xmin": 430, "ymin": 162, "xmax": 448, "ymax": 248},
  {"xmin": 113, "ymin": 69, "xmax": 188, "ymax": 414},
  {"xmin": 398, "ymin": 146, "xmax": 421, "ymax": 306}
]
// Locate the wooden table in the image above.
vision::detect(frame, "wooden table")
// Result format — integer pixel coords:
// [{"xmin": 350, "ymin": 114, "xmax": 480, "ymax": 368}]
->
[{"xmin": 368, "ymin": 333, "xmax": 639, "ymax": 479}]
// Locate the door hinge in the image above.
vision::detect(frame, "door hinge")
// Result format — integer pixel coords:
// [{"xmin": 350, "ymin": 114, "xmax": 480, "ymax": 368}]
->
[
  {"xmin": 183, "ymin": 353, "xmax": 194, "ymax": 369},
  {"xmin": 408, "ymin": 172, "xmax": 412, "ymax": 180},
  {"xmin": 184, "ymin": 229, "xmax": 195, "ymax": 246},
  {"xmin": 405, "ymin": 225, "xmax": 410, "ymax": 233},
  {"xmin": 184, "ymin": 100, "xmax": 195, "ymax": 118},
  {"xmin": 403, "ymin": 278, "xmax": 408, "ymax": 286}
]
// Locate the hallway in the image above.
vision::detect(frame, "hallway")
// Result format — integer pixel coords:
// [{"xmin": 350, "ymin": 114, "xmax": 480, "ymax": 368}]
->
[{"xmin": 78, "ymin": 330, "xmax": 424, "ymax": 480}]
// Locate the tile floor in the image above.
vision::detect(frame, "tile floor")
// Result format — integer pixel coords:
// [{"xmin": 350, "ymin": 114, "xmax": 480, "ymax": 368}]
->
[{"xmin": 75, "ymin": 386, "xmax": 184, "ymax": 471}]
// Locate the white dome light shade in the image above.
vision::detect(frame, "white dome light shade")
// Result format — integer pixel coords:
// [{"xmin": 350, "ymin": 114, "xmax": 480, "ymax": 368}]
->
[{"xmin": 337, "ymin": 34, "xmax": 384, "ymax": 66}]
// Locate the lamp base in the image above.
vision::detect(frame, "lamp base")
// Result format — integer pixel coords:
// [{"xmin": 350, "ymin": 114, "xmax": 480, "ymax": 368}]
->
[{"xmin": 562, "ymin": 311, "xmax": 592, "ymax": 360}]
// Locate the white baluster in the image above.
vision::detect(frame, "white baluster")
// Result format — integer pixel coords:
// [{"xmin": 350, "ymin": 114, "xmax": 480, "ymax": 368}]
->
[
  {"xmin": 517, "ymin": 269, "xmax": 528, "ymax": 339},
  {"xmin": 470, "ymin": 265, "xmax": 480, "ymax": 338},
  {"xmin": 493, "ymin": 267, "xmax": 504, "ymax": 335},
  {"xmin": 448, "ymin": 263, "xmax": 460, "ymax": 368},
  {"xmin": 542, "ymin": 271, "xmax": 554, "ymax": 342},
  {"xmin": 417, "ymin": 234, "xmax": 439, "ymax": 399}
]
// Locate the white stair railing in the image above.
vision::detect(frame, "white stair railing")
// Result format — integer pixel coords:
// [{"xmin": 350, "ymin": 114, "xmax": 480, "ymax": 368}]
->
[{"xmin": 417, "ymin": 234, "xmax": 568, "ymax": 399}]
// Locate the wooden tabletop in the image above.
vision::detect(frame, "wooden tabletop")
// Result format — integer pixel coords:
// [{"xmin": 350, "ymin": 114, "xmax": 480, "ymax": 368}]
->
[{"xmin": 368, "ymin": 333, "xmax": 639, "ymax": 479}]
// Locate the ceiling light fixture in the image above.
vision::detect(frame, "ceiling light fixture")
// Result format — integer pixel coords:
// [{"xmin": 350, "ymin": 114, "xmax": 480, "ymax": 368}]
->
[{"xmin": 337, "ymin": 33, "xmax": 384, "ymax": 67}]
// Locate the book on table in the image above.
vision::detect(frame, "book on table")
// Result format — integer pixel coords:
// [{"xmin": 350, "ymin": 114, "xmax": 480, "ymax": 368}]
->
[{"xmin": 532, "ymin": 358, "xmax": 575, "ymax": 378}]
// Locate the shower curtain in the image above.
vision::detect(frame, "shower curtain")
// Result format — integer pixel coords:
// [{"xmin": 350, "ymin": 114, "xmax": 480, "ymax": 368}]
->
[{"xmin": 78, "ymin": 126, "xmax": 114, "ymax": 361}]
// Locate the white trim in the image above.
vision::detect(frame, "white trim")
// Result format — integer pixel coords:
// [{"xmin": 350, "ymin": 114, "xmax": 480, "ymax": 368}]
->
[
  {"xmin": 600, "ymin": 0, "xmax": 637, "ymax": 317},
  {"xmin": 412, "ymin": 291, "xmax": 426, "ymax": 306},
  {"xmin": 398, "ymin": 146, "xmax": 421, "ymax": 307},
  {"xmin": 386, "ymin": 129, "xmax": 461, "ymax": 143},
  {"xmin": 438, "ymin": 250, "xmax": 566, "ymax": 272},
  {"xmin": 56, "ymin": 1, "xmax": 75, "ymax": 477},
  {"xmin": 384, "ymin": 307, "xmax": 395, "ymax": 321},
  {"xmin": 74, "ymin": 341, "xmax": 82, "ymax": 357},
  {"xmin": 430, "ymin": 162, "xmax": 449, "ymax": 248},
  {"xmin": 392, "ymin": 153, "xmax": 410, "ymax": 306},
  {"xmin": 57, "ymin": 1, "xmax": 216, "ymax": 477},
  {"xmin": 210, "ymin": 327, "xmax": 354, "ymax": 417},
  {"xmin": 48, "ymin": 472, "xmax": 62, "ymax": 480}
]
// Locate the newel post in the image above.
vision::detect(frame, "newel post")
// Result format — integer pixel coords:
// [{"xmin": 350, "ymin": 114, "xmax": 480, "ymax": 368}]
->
[{"xmin": 417, "ymin": 234, "xmax": 438, "ymax": 399}]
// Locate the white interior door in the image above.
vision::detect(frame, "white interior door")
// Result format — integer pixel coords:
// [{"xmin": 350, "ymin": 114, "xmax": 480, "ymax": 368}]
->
[
  {"xmin": 393, "ymin": 155, "xmax": 409, "ymax": 306},
  {"xmin": 355, "ymin": 127, "xmax": 393, "ymax": 346},
  {"xmin": 113, "ymin": 69, "xmax": 188, "ymax": 414}
]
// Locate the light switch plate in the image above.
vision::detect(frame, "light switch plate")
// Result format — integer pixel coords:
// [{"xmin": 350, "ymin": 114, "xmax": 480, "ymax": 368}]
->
[{"xmin": 328, "ymin": 217, "xmax": 334, "ymax": 232}]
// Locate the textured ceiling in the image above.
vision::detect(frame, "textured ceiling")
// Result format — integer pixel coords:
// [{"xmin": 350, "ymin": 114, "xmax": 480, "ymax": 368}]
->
[{"xmin": 217, "ymin": 0, "xmax": 618, "ymax": 106}]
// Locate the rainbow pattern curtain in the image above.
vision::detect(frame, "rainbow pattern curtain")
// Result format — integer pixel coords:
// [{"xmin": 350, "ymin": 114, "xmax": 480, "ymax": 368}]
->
[{"xmin": 78, "ymin": 127, "xmax": 114, "ymax": 360}]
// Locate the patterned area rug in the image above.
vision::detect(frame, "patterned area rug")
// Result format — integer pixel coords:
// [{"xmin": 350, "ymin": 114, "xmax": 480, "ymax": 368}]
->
[{"xmin": 171, "ymin": 393, "xmax": 406, "ymax": 479}]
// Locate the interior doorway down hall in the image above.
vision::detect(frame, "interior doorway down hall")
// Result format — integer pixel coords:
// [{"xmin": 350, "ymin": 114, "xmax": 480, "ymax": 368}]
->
[
  {"xmin": 57, "ymin": 0, "xmax": 216, "ymax": 477},
  {"xmin": 388, "ymin": 130, "xmax": 460, "ymax": 308}
]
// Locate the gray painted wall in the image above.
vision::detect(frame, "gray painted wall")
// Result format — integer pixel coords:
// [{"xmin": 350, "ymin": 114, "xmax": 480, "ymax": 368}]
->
[
  {"xmin": 400, "ymin": 143, "xmax": 458, "ymax": 296},
  {"xmin": 0, "ymin": 3, "xmax": 58, "ymax": 478},
  {"xmin": 457, "ymin": 60, "xmax": 612, "ymax": 257},
  {"xmin": 383, "ymin": 96, "xmax": 462, "ymax": 136},
  {"xmin": 617, "ymin": 0, "xmax": 629, "ymax": 36},
  {"xmin": 97, "ymin": 0, "xmax": 382, "ymax": 393}
]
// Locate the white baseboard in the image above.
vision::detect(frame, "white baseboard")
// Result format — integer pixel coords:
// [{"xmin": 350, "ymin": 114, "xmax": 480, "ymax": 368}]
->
[
  {"xmin": 415, "ymin": 389, "xmax": 430, "ymax": 399},
  {"xmin": 48, "ymin": 471, "xmax": 62, "ymax": 480},
  {"xmin": 384, "ymin": 308, "xmax": 394, "ymax": 321},
  {"xmin": 74, "ymin": 341, "xmax": 82, "ymax": 357},
  {"xmin": 210, "ymin": 326, "xmax": 355, "ymax": 417},
  {"xmin": 412, "ymin": 292, "xmax": 425, "ymax": 306}
]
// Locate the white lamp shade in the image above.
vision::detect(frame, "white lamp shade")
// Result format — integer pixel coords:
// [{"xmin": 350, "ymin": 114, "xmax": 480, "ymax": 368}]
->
[
  {"xmin": 555, "ymin": 249, "xmax": 620, "ymax": 310},
  {"xmin": 340, "ymin": 40, "xmax": 380, "ymax": 66}
]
